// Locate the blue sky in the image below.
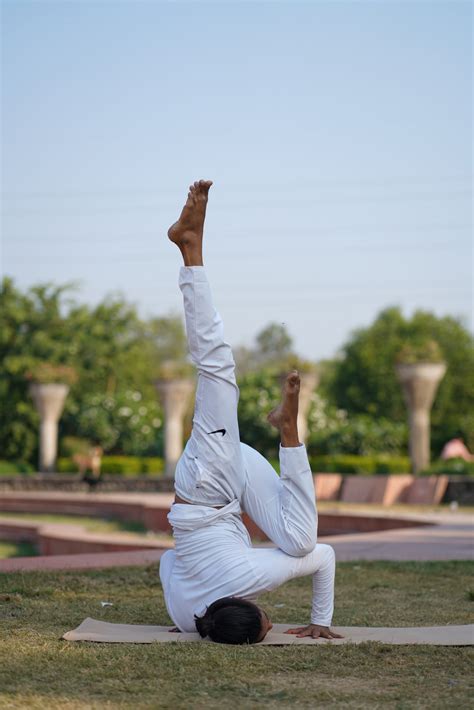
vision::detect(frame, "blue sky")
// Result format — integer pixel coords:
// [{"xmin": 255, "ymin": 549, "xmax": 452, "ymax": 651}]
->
[{"xmin": 2, "ymin": 0, "xmax": 472, "ymax": 360}]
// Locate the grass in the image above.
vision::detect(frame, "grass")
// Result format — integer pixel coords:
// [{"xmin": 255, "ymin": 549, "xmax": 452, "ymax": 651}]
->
[
  {"xmin": 0, "ymin": 512, "xmax": 148, "ymax": 536},
  {"xmin": 0, "ymin": 561, "xmax": 472, "ymax": 709},
  {"xmin": 0, "ymin": 540, "xmax": 37, "ymax": 559},
  {"xmin": 0, "ymin": 513, "xmax": 174, "ymax": 560},
  {"xmin": 0, "ymin": 513, "xmax": 152, "ymax": 560}
]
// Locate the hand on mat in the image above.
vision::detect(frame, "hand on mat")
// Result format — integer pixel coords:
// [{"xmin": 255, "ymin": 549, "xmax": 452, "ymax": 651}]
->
[{"xmin": 284, "ymin": 624, "xmax": 343, "ymax": 640}]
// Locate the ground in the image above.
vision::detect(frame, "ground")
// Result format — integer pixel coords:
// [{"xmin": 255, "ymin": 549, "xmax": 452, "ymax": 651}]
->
[{"xmin": 0, "ymin": 561, "xmax": 472, "ymax": 709}]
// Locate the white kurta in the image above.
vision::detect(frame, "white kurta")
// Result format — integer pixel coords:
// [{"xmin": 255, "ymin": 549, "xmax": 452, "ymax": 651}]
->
[
  {"xmin": 160, "ymin": 499, "xmax": 335, "ymax": 632},
  {"xmin": 159, "ymin": 266, "xmax": 336, "ymax": 633}
]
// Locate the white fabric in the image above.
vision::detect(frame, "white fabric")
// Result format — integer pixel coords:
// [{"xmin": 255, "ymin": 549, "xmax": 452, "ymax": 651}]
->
[{"xmin": 160, "ymin": 266, "xmax": 335, "ymax": 632}]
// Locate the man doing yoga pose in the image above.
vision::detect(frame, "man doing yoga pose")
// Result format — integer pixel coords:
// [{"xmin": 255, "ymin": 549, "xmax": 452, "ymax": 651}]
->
[{"xmin": 159, "ymin": 180, "xmax": 342, "ymax": 644}]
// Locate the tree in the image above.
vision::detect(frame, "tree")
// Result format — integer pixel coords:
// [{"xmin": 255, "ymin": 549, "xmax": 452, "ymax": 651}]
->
[
  {"xmin": 326, "ymin": 306, "xmax": 474, "ymax": 453},
  {"xmin": 0, "ymin": 277, "xmax": 188, "ymax": 463},
  {"xmin": 235, "ymin": 322, "xmax": 297, "ymax": 374},
  {"xmin": 237, "ymin": 369, "xmax": 282, "ymax": 460},
  {"xmin": 255, "ymin": 323, "xmax": 293, "ymax": 364}
]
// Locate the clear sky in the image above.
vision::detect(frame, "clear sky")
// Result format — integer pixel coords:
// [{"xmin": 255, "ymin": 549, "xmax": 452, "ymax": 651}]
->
[{"xmin": 1, "ymin": 0, "xmax": 472, "ymax": 360}]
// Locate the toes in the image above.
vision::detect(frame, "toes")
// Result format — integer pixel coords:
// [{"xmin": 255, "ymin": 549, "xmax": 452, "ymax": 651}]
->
[
  {"xmin": 198, "ymin": 179, "xmax": 213, "ymax": 193},
  {"xmin": 287, "ymin": 372, "xmax": 300, "ymax": 388}
]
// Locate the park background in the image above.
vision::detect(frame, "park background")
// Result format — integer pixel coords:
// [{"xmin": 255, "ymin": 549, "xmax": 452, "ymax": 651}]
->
[
  {"xmin": 1, "ymin": 0, "xmax": 472, "ymax": 477},
  {"xmin": 1, "ymin": 3, "xmax": 473, "ymax": 709}
]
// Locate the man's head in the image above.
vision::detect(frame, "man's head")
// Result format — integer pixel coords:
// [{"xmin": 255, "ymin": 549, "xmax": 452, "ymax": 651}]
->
[{"xmin": 194, "ymin": 597, "xmax": 273, "ymax": 644}]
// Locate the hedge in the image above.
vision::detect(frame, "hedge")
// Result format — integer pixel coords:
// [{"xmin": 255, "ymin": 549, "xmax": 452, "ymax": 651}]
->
[
  {"xmin": 57, "ymin": 456, "xmax": 165, "ymax": 476},
  {"xmin": 420, "ymin": 458, "xmax": 474, "ymax": 477},
  {"xmin": 309, "ymin": 454, "xmax": 411, "ymax": 475},
  {"xmin": 4, "ymin": 455, "xmax": 472, "ymax": 478},
  {"xmin": 0, "ymin": 460, "xmax": 35, "ymax": 475}
]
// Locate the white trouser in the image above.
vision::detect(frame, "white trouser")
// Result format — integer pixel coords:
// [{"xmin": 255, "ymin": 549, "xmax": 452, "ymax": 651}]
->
[{"xmin": 174, "ymin": 267, "xmax": 318, "ymax": 557}]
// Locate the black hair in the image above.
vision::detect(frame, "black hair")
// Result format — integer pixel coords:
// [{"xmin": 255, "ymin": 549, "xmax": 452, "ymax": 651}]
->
[{"xmin": 194, "ymin": 597, "xmax": 263, "ymax": 645}]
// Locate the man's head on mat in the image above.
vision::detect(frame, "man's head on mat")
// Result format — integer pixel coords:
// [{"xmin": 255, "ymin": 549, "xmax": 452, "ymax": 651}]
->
[{"xmin": 194, "ymin": 597, "xmax": 272, "ymax": 644}]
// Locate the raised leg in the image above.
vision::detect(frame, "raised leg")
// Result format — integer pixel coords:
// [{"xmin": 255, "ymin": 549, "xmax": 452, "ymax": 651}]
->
[{"xmin": 168, "ymin": 181, "xmax": 246, "ymax": 505}]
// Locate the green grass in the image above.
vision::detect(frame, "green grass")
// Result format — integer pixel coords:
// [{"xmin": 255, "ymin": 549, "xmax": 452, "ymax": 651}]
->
[
  {"xmin": 0, "ymin": 540, "xmax": 37, "ymax": 558},
  {"xmin": 0, "ymin": 561, "xmax": 472, "ymax": 708},
  {"xmin": 0, "ymin": 514, "xmax": 173, "ymax": 559},
  {"xmin": 0, "ymin": 512, "xmax": 148, "ymax": 536}
]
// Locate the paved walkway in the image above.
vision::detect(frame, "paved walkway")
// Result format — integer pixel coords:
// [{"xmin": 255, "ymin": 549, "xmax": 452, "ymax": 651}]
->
[
  {"xmin": 1, "ymin": 490, "xmax": 472, "ymax": 572},
  {"xmin": 1, "ymin": 511, "xmax": 472, "ymax": 572},
  {"xmin": 324, "ymin": 521, "xmax": 473, "ymax": 562}
]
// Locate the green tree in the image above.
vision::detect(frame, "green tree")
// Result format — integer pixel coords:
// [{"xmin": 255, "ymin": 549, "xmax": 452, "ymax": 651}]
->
[
  {"xmin": 237, "ymin": 369, "xmax": 282, "ymax": 459},
  {"xmin": 0, "ymin": 277, "xmax": 187, "ymax": 463},
  {"xmin": 326, "ymin": 307, "xmax": 474, "ymax": 453},
  {"xmin": 255, "ymin": 323, "xmax": 293, "ymax": 364},
  {"xmin": 235, "ymin": 322, "xmax": 298, "ymax": 374}
]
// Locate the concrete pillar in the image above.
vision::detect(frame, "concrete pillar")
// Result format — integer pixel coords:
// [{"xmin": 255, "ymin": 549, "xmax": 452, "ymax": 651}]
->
[
  {"xmin": 29, "ymin": 383, "xmax": 69, "ymax": 473},
  {"xmin": 395, "ymin": 362, "xmax": 446, "ymax": 474},
  {"xmin": 298, "ymin": 371, "xmax": 319, "ymax": 444},
  {"xmin": 280, "ymin": 370, "xmax": 319, "ymax": 444},
  {"xmin": 155, "ymin": 378, "xmax": 195, "ymax": 477}
]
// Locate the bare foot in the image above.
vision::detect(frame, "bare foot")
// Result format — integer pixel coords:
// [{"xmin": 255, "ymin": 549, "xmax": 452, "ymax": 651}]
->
[
  {"xmin": 168, "ymin": 180, "xmax": 213, "ymax": 260},
  {"xmin": 267, "ymin": 371, "xmax": 300, "ymax": 440}
]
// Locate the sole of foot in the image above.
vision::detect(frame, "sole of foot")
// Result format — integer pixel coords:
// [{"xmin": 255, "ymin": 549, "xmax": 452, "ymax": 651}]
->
[
  {"xmin": 167, "ymin": 179, "xmax": 213, "ymax": 249},
  {"xmin": 267, "ymin": 371, "xmax": 300, "ymax": 431}
]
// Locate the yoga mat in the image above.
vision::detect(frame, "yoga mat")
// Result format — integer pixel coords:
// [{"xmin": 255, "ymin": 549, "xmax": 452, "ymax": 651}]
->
[{"xmin": 63, "ymin": 618, "xmax": 474, "ymax": 646}]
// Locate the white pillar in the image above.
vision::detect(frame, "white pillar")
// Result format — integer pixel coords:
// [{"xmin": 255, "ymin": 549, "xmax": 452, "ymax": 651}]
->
[
  {"xmin": 280, "ymin": 370, "xmax": 319, "ymax": 444},
  {"xmin": 395, "ymin": 362, "xmax": 446, "ymax": 474},
  {"xmin": 29, "ymin": 383, "xmax": 69, "ymax": 473},
  {"xmin": 155, "ymin": 378, "xmax": 195, "ymax": 477},
  {"xmin": 297, "ymin": 371, "xmax": 319, "ymax": 444}
]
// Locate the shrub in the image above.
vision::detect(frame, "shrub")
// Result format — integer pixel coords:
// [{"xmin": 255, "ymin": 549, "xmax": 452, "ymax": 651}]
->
[
  {"xmin": 56, "ymin": 458, "xmax": 78, "ymax": 473},
  {"xmin": 307, "ymin": 410, "xmax": 408, "ymax": 457},
  {"xmin": 396, "ymin": 339, "xmax": 444, "ymax": 365},
  {"xmin": 420, "ymin": 458, "xmax": 474, "ymax": 477},
  {"xmin": 0, "ymin": 460, "xmax": 34, "ymax": 475},
  {"xmin": 57, "ymin": 456, "xmax": 164, "ymax": 476},
  {"xmin": 25, "ymin": 362, "xmax": 78, "ymax": 386},
  {"xmin": 308, "ymin": 454, "xmax": 411, "ymax": 475},
  {"xmin": 62, "ymin": 390, "xmax": 164, "ymax": 456},
  {"xmin": 237, "ymin": 370, "xmax": 282, "ymax": 459},
  {"xmin": 60, "ymin": 436, "xmax": 92, "ymax": 456}
]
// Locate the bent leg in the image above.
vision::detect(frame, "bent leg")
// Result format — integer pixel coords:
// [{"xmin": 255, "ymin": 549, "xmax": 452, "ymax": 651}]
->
[
  {"xmin": 241, "ymin": 442, "xmax": 317, "ymax": 557},
  {"xmin": 247, "ymin": 543, "xmax": 335, "ymax": 627}
]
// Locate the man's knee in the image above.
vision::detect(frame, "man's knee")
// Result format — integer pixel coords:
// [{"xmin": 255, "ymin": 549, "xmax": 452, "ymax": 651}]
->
[
  {"xmin": 318, "ymin": 543, "xmax": 336, "ymax": 565},
  {"xmin": 284, "ymin": 528, "xmax": 318, "ymax": 558}
]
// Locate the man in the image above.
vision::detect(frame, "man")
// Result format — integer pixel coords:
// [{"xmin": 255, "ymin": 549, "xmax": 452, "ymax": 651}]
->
[{"xmin": 159, "ymin": 180, "xmax": 341, "ymax": 644}]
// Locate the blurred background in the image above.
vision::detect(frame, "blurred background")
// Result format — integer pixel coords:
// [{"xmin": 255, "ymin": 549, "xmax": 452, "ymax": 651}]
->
[{"xmin": 1, "ymin": 0, "xmax": 472, "ymax": 480}]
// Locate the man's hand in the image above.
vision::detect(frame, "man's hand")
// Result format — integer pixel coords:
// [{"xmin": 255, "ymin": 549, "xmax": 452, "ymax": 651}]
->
[
  {"xmin": 284, "ymin": 624, "xmax": 343, "ymax": 640},
  {"xmin": 168, "ymin": 627, "xmax": 181, "ymax": 633}
]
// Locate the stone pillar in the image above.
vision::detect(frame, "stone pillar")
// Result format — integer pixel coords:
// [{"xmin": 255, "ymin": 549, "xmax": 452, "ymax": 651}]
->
[
  {"xmin": 29, "ymin": 383, "xmax": 69, "ymax": 473},
  {"xmin": 280, "ymin": 370, "xmax": 319, "ymax": 444},
  {"xmin": 298, "ymin": 371, "xmax": 319, "ymax": 444},
  {"xmin": 395, "ymin": 362, "xmax": 446, "ymax": 474},
  {"xmin": 155, "ymin": 378, "xmax": 195, "ymax": 477}
]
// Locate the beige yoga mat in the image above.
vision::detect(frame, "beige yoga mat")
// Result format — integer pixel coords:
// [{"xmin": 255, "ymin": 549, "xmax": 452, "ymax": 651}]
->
[{"xmin": 63, "ymin": 618, "xmax": 474, "ymax": 646}]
